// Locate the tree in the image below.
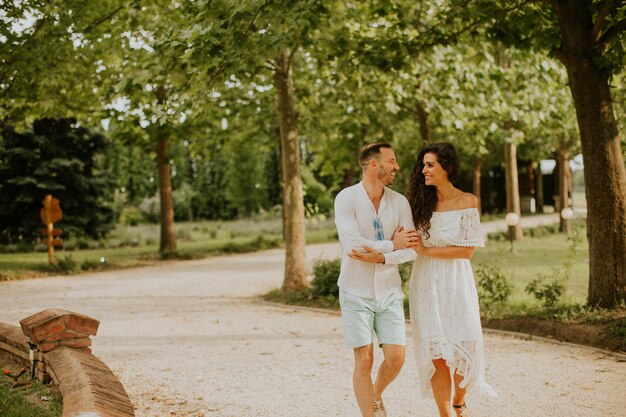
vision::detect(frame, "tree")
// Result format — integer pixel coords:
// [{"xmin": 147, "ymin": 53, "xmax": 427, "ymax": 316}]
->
[
  {"xmin": 0, "ymin": 0, "xmax": 124, "ymax": 127},
  {"xmin": 472, "ymin": 0, "xmax": 626, "ymax": 307},
  {"xmin": 0, "ymin": 118, "xmax": 115, "ymax": 245}
]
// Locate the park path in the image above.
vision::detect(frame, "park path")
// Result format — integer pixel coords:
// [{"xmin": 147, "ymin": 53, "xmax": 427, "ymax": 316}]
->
[{"xmin": 2, "ymin": 210, "xmax": 625, "ymax": 417}]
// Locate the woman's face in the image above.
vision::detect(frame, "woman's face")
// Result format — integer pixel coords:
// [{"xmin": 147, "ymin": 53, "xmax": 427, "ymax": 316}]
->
[{"xmin": 422, "ymin": 152, "xmax": 449, "ymax": 187}]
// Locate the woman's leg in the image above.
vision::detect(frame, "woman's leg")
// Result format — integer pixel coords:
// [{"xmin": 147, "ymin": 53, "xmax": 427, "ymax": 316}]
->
[
  {"xmin": 431, "ymin": 359, "xmax": 453, "ymax": 417},
  {"xmin": 452, "ymin": 370, "xmax": 467, "ymax": 416}
]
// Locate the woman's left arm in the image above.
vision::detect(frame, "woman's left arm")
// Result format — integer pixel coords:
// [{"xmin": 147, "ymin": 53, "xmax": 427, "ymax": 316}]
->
[{"xmin": 412, "ymin": 236, "xmax": 475, "ymax": 260}]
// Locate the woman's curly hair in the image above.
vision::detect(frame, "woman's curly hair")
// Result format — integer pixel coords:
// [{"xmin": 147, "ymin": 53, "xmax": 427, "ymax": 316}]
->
[{"xmin": 408, "ymin": 142, "xmax": 460, "ymax": 239}]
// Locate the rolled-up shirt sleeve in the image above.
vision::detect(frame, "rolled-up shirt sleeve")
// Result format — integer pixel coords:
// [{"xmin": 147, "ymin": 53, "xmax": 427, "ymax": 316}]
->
[{"xmin": 334, "ymin": 192, "xmax": 394, "ymax": 254}]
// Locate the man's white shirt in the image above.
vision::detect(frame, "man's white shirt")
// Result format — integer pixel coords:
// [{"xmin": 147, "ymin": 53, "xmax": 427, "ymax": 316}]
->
[{"xmin": 334, "ymin": 182, "xmax": 415, "ymax": 300}]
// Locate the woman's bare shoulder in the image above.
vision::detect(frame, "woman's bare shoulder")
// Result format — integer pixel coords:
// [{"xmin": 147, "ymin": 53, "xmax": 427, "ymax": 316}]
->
[{"xmin": 457, "ymin": 192, "xmax": 479, "ymax": 210}]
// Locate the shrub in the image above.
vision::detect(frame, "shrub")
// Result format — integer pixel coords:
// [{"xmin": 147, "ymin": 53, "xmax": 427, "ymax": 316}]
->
[
  {"xmin": 525, "ymin": 278, "xmax": 566, "ymax": 307},
  {"xmin": 310, "ymin": 258, "xmax": 341, "ymax": 298},
  {"xmin": 525, "ymin": 226, "xmax": 581, "ymax": 308},
  {"xmin": 476, "ymin": 264, "xmax": 512, "ymax": 308},
  {"xmin": 221, "ymin": 235, "xmax": 280, "ymax": 254},
  {"xmin": 399, "ymin": 262, "xmax": 412, "ymax": 285},
  {"xmin": 55, "ymin": 255, "xmax": 80, "ymax": 274},
  {"xmin": 81, "ymin": 259, "xmax": 100, "ymax": 271},
  {"xmin": 119, "ymin": 206, "xmax": 143, "ymax": 226},
  {"xmin": 175, "ymin": 228, "xmax": 192, "ymax": 241},
  {"xmin": 76, "ymin": 237, "xmax": 89, "ymax": 249},
  {"xmin": 0, "ymin": 244, "xmax": 19, "ymax": 253}
]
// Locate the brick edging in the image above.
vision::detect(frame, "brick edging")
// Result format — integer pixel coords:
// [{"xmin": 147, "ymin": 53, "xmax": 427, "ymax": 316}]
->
[
  {"xmin": 0, "ymin": 320, "xmax": 135, "ymax": 416},
  {"xmin": 0, "ymin": 322, "xmax": 30, "ymax": 363}
]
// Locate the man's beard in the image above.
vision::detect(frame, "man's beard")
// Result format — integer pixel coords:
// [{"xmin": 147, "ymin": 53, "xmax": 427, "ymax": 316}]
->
[{"xmin": 378, "ymin": 166, "xmax": 396, "ymax": 185}]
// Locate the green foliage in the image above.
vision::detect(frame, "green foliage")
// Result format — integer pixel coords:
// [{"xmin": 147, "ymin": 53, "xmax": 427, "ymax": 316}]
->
[
  {"xmin": 118, "ymin": 206, "xmax": 143, "ymax": 226},
  {"xmin": 0, "ymin": 0, "xmax": 124, "ymax": 125},
  {"xmin": 80, "ymin": 259, "xmax": 101, "ymax": 271},
  {"xmin": 54, "ymin": 254, "xmax": 80, "ymax": 275},
  {"xmin": 476, "ymin": 263, "xmax": 512, "ymax": 307},
  {"xmin": 525, "ymin": 226, "xmax": 582, "ymax": 307},
  {"xmin": 220, "ymin": 235, "xmax": 280, "ymax": 254},
  {"xmin": 0, "ymin": 119, "xmax": 115, "ymax": 245},
  {"xmin": 525, "ymin": 278, "xmax": 565, "ymax": 308},
  {"xmin": 398, "ymin": 262, "xmax": 412, "ymax": 286},
  {"xmin": 310, "ymin": 258, "xmax": 341, "ymax": 299}
]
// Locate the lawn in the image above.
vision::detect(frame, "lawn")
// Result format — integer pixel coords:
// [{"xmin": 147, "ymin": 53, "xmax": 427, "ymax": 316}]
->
[
  {"xmin": 473, "ymin": 230, "xmax": 589, "ymax": 304},
  {"xmin": 0, "ymin": 215, "xmax": 338, "ymax": 280}
]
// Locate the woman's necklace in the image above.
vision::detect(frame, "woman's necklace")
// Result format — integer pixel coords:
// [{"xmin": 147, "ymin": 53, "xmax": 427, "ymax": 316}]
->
[{"xmin": 438, "ymin": 185, "xmax": 456, "ymax": 202}]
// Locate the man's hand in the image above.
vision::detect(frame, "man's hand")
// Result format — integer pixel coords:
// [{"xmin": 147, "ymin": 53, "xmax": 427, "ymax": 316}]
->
[
  {"xmin": 348, "ymin": 246, "xmax": 384, "ymax": 264},
  {"xmin": 392, "ymin": 226, "xmax": 420, "ymax": 249}
]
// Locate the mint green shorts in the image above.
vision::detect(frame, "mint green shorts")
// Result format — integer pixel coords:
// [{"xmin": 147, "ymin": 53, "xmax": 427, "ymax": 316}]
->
[{"xmin": 339, "ymin": 289, "xmax": 406, "ymax": 349}]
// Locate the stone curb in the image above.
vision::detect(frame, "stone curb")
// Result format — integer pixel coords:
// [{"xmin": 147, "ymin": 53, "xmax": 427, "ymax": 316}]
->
[
  {"xmin": 256, "ymin": 299, "xmax": 626, "ymax": 361},
  {"xmin": 0, "ymin": 320, "xmax": 135, "ymax": 416}
]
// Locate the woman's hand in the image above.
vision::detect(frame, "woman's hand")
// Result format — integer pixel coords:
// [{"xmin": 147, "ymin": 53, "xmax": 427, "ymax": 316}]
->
[
  {"xmin": 348, "ymin": 246, "xmax": 385, "ymax": 264},
  {"xmin": 411, "ymin": 235, "xmax": 428, "ymax": 256}
]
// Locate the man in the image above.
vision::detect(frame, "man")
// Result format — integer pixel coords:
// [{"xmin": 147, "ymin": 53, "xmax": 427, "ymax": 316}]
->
[{"xmin": 334, "ymin": 142, "xmax": 418, "ymax": 417}]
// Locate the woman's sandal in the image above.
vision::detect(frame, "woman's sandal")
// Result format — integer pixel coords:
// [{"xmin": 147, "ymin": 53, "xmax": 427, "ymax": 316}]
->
[{"xmin": 453, "ymin": 403, "xmax": 468, "ymax": 417}]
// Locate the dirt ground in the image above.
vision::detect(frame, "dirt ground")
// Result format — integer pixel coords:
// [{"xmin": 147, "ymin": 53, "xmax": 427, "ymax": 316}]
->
[{"xmin": 1, "ymin": 242, "xmax": 625, "ymax": 417}]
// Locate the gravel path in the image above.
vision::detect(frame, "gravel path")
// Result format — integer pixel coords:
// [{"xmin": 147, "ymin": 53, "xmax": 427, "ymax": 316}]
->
[{"xmin": 1, "ymin": 238, "xmax": 624, "ymax": 417}]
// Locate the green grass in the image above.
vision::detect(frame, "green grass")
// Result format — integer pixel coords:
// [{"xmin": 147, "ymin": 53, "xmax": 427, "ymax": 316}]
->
[
  {"xmin": 0, "ymin": 378, "xmax": 61, "ymax": 417},
  {"xmin": 0, "ymin": 215, "xmax": 339, "ymax": 280},
  {"xmin": 473, "ymin": 232, "xmax": 589, "ymax": 304}
]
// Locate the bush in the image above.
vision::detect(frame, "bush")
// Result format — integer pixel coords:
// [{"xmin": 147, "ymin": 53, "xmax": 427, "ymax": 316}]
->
[
  {"xmin": 525, "ymin": 278, "xmax": 566, "ymax": 307},
  {"xmin": 55, "ymin": 254, "xmax": 80, "ymax": 274},
  {"xmin": 221, "ymin": 235, "xmax": 280, "ymax": 254},
  {"xmin": 310, "ymin": 258, "xmax": 341, "ymax": 298},
  {"xmin": 81, "ymin": 259, "xmax": 100, "ymax": 271},
  {"xmin": 0, "ymin": 244, "xmax": 19, "ymax": 253},
  {"xmin": 175, "ymin": 228, "xmax": 192, "ymax": 241},
  {"xmin": 525, "ymin": 226, "xmax": 581, "ymax": 308},
  {"xmin": 119, "ymin": 206, "xmax": 143, "ymax": 226},
  {"xmin": 476, "ymin": 264, "xmax": 512, "ymax": 308},
  {"xmin": 399, "ymin": 262, "xmax": 412, "ymax": 285}
]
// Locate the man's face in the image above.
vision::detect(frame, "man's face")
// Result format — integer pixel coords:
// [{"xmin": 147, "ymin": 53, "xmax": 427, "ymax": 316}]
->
[{"xmin": 376, "ymin": 147, "xmax": 400, "ymax": 186}]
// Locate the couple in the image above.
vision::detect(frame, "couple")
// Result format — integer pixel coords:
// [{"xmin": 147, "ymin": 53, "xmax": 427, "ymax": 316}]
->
[{"xmin": 334, "ymin": 142, "xmax": 496, "ymax": 417}]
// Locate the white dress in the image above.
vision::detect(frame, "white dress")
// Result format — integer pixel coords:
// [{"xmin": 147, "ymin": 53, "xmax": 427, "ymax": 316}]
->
[{"xmin": 409, "ymin": 208, "xmax": 496, "ymax": 399}]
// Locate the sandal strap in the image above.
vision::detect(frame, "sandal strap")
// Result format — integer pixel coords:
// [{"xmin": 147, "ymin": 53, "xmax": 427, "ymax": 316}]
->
[{"xmin": 453, "ymin": 404, "xmax": 466, "ymax": 409}]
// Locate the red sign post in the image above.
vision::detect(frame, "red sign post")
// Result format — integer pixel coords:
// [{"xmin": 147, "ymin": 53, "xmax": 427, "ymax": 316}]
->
[{"xmin": 40, "ymin": 195, "xmax": 63, "ymax": 266}]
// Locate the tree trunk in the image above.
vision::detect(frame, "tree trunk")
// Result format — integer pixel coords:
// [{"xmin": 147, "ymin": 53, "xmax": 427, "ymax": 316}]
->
[
  {"xmin": 155, "ymin": 86, "xmax": 177, "ymax": 254},
  {"xmin": 274, "ymin": 48, "xmax": 308, "ymax": 291},
  {"xmin": 555, "ymin": 1, "xmax": 626, "ymax": 308},
  {"xmin": 472, "ymin": 157, "xmax": 483, "ymax": 214},
  {"xmin": 504, "ymin": 141, "xmax": 523, "ymax": 239},
  {"xmin": 536, "ymin": 162, "xmax": 544, "ymax": 213},
  {"xmin": 556, "ymin": 146, "xmax": 571, "ymax": 233},
  {"xmin": 416, "ymin": 101, "xmax": 431, "ymax": 145}
]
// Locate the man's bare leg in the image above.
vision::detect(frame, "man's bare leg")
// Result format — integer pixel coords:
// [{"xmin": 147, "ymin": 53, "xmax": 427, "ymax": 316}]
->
[
  {"xmin": 373, "ymin": 344, "xmax": 405, "ymax": 401},
  {"xmin": 353, "ymin": 344, "xmax": 375, "ymax": 417}
]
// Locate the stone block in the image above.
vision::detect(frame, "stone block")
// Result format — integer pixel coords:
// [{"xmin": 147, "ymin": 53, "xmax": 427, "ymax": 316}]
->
[
  {"xmin": 58, "ymin": 337, "xmax": 92, "ymax": 349},
  {"xmin": 65, "ymin": 313, "xmax": 99, "ymax": 336},
  {"xmin": 20, "ymin": 309, "xmax": 99, "ymax": 346},
  {"xmin": 46, "ymin": 331, "xmax": 82, "ymax": 342},
  {"xmin": 38, "ymin": 342, "xmax": 58, "ymax": 352}
]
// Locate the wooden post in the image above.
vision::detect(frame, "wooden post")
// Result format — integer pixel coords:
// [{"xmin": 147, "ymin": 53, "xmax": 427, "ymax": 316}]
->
[{"xmin": 40, "ymin": 195, "xmax": 63, "ymax": 266}]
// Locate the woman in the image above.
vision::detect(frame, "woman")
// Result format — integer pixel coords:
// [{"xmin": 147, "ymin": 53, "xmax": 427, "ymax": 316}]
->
[{"xmin": 349, "ymin": 142, "xmax": 496, "ymax": 417}]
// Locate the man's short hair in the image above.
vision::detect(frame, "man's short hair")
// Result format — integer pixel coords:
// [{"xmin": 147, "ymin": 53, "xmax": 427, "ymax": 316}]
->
[{"xmin": 358, "ymin": 142, "xmax": 392, "ymax": 168}]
